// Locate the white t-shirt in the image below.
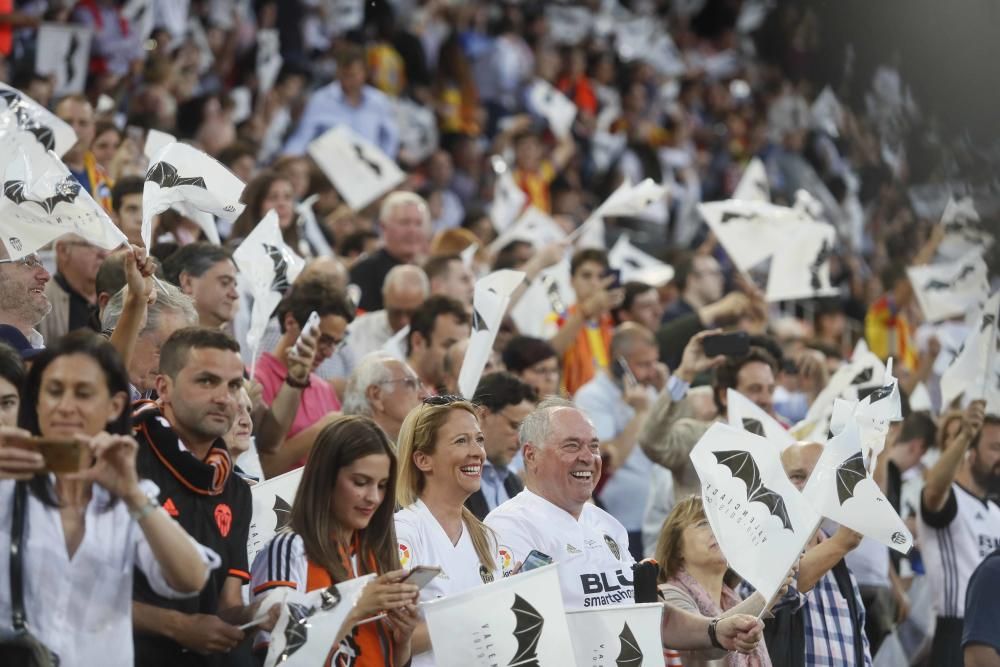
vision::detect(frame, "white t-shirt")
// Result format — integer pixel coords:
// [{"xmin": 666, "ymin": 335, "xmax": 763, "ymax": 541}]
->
[
  {"xmin": 485, "ymin": 489, "xmax": 635, "ymax": 610},
  {"xmin": 395, "ymin": 500, "xmax": 502, "ymax": 667},
  {"xmin": 919, "ymin": 482, "xmax": 1000, "ymax": 618}
]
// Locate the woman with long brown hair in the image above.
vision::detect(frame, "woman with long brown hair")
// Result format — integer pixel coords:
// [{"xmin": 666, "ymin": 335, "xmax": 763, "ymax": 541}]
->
[
  {"xmin": 250, "ymin": 415, "xmax": 420, "ymax": 666},
  {"xmin": 394, "ymin": 397, "xmax": 503, "ymax": 667}
]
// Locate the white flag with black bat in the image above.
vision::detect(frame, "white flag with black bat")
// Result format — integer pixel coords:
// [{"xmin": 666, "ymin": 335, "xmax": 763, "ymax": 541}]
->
[
  {"xmin": 232, "ymin": 210, "xmax": 305, "ymax": 376},
  {"xmin": 940, "ymin": 291, "xmax": 1000, "ymax": 412},
  {"xmin": 764, "ymin": 221, "xmax": 839, "ymax": 302},
  {"xmin": 308, "ymin": 125, "xmax": 405, "ymax": 212},
  {"xmin": 566, "ymin": 603, "xmax": 664, "ymax": 667},
  {"xmin": 510, "ymin": 260, "xmax": 574, "ymax": 338},
  {"xmin": 395, "ymin": 98, "xmax": 438, "ymax": 166},
  {"xmin": 907, "ymin": 250, "xmax": 990, "ymax": 323},
  {"xmin": 36, "ymin": 24, "xmax": 92, "ymax": 96},
  {"xmin": 0, "ymin": 83, "xmax": 77, "ymax": 158},
  {"xmin": 326, "ymin": 0, "xmax": 365, "ymax": 34},
  {"xmin": 608, "ymin": 233, "xmax": 675, "ymax": 286},
  {"xmin": 256, "ymin": 29, "xmax": 283, "ymax": 95},
  {"xmin": 423, "ymin": 564, "xmax": 574, "ymax": 667},
  {"xmin": 527, "ymin": 79, "xmax": 578, "ymax": 140},
  {"xmin": 489, "ymin": 206, "xmax": 566, "ymax": 254},
  {"xmin": 801, "ymin": 420, "xmax": 913, "ymax": 554},
  {"xmin": 727, "ymin": 389, "xmax": 796, "ymax": 451},
  {"xmin": 732, "ymin": 157, "xmax": 770, "ymax": 202},
  {"xmin": 937, "ymin": 196, "xmax": 993, "ymax": 262},
  {"xmin": 458, "ymin": 270, "xmax": 526, "ymax": 399},
  {"xmin": 122, "ymin": 0, "xmax": 155, "ymax": 41},
  {"xmin": 262, "ymin": 574, "xmax": 374, "ymax": 667},
  {"xmin": 489, "ymin": 160, "xmax": 528, "ymax": 234},
  {"xmin": 690, "ymin": 423, "xmax": 820, "ymax": 603},
  {"xmin": 587, "ymin": 177, "xmax": 669, "ymax": 227},
  {"xmin": 697, "ymin": 199, "xmax": 808, "ymax": 274},
  {"xmin": 246, "ymin": 467, "xmax": 303, "ymax": 565},
  {"xmin": 828, "ymin": 358, "xmax": 902, "ymax": 466},
  {"xmin": 142, "ymin": 141, "xmax": 246, "ymax": 248},
  {"xmin": 0, "ymin": 135, "xmax": 126, "ymax": 259}
]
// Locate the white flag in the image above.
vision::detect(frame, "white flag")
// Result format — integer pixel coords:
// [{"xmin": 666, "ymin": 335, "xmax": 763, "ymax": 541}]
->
[
  {"xmin": 326, "ymin": 0, "xmax": 365, "ymax": 34},
  {"xmin": 545, "ymin": 5, "xmax": 593, "ymax": 45},
  {"xmin": 395, "ymin": 98, "xmax": 438, "ymax": 165},
  {"xmin": 263, "ymin": 574, "xmax": 374, "ymax": 667},
  {"xmin": 690, "ymin": 423, "xmax": 820, "ymax": 602},
  {"xmin": 732, "ymin": 157, "xmax": 770, "ymax": 202},
  {"xmin": 528, "ymin": 79, "xmax": 578, "ymax": 140},
  {"xmin": 423, "ymin": 564, "xmax": 574, "ymax": 667},
  {"xmin": 459, "ymin": 270, "xmax": 526, "ymax": 398},
  {"xmin": 811, "ymin": 86, "xmax": 843, "ymax": 137},
  {"xmin": 36, "ymin": 24, "xmax": 92, "ymax": 96},
  {"xmin": 142, "ymin": 141, "xmax": 246, "ymax": 247},
  {"xmin": 489, "ymin": 206, "xmax": 566, "ymax": 253},
  {"xmin": 608, "ymin": 233, "xmax": 675, "ymax": 286},
  {"xmin": 308, "ymin": 125, "xmax": 405, "ymax": 211},
  {"xmin": 727, "ymin": 389, "xmax": 796, "ymax": 450},
  {"xmin": 382, "ymin": 324, "xmax": 409, "ymax": 361},
  {"xmin": 907, "ymin": 251, "xmax": 990, "ymax": 323},
  {"xmin": 566, "ymin": 603, "xmax": 664, "ymax": 667},
  {"xmin": 764, "ymin": 221, "xmax": 839, "ymax": 302},
  {"xmin": 0, "ymin": 136, "xmax": 126, "ymax": 259},
  {"xmin": 801, "ymin": 420, "xmax": 913, "ymax": 554},
  {"xmin": 510, "ymin": 260, "xmax": 575, "ymax": 338},
  {"xmin": 0, "ymin": 83, "xmax": 77, "ymax": 157},
  {"xmin": 698, "ymin": 199, "xmax": 808, "ymax": 273},
  {"xmin": 122, "ymin": 0, "xmax": 155, "ymax": 41},
  {"xmin": 232, "ymin": 211, "xmax": 306, "ymax": 374},
  {"xmin": 256, "ymin": 29, "xmax": 283, "ymax": 95},
  {"xmin": 489, "ymin": 162, "xmax": 528, "ymax": 234},
  {"xmin": 829, "ymin": 358, "xmax": 902, "ymax": 464},
  {"xmin": 937, "ymin": 196, "xmax": 992, "ymax": 262},
  {"xmin": 940, "ymin": 291, "xmax": 1000, "ymax": 411},
  {"xmin": 143, "ymin": 128, "xmax": 177, "ymax": 162},
  {"xmin": 246, "ymin": 467, "xmax": 303, "ymax": 565},
  {"xmin": 587, "ymin": 178, "xmax": 669, "ymax": 226}
]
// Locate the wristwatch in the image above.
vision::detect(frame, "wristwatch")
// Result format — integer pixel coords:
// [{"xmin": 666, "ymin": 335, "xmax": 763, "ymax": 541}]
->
[
  {"xmin": 128, "ymin": 495, "xmax": 161, "ymax": 523},
  {"xmin": 708, "ymin": 617, "xmax": 724, "ymax": 650},
  {"xmin": 285, "ymin": 374, "xmax": 310, "ymax": 389}
]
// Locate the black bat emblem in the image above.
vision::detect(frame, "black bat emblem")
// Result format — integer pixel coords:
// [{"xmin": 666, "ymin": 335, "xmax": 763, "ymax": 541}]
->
[
  {"xmin": 720, "ymin": 210, "xmax": 755, "ymax": 224},
  {"xmin": 741, "ymin": 417, "xmax": 765, "ymax": 437},
  {"xmin": 541, "ymin": 274, "xmax": 565, "ymax": 314},
  {"xmin": 272, "ymin": 495, "xmax": 292, "ymax": 531},
  {"xmin": 924, "ymin": 263, "xmax": 977, "ymax": 291},
  {"xmin": 471, "ymin": 307, "xmax": 489, "ymax": 332},
  {"xmin": 281, "ymin": 602, "xmax": 312, "ymax": 658},
  {"xmin": 616, "ymin": 622, "xmax": 643, "ymax": 667},
  {"xmin": 263, "ymin": 243, "xmax": 292, "ymax": 294},
  {"xmin": 867, "ymin": 382, "xmax": 894, "ymax": 404},
  {"xmin": 809, "ymin": 239, "xmax": 833, "ymax": 291},
  {"xmin": 850, "ymin": 367, "xmax": 873, "ymax": 385},
  {"xmin": 4, "ymin": 177, "xmax": 81, "ymax": 214},
  {"xmin": 982, "ymin": 313, "xmax": 995, "ymax": 333},
  {"xmin": 622, "ymin": 257, "xmax": 642, "ymax": 270},
  {"xmin": 145, "ymin": 161, "xmax": 208, "ymax": 189},
  {"xmin": 835, "ymin": 451, "xmax": 867, "ymax": 505},
  {"xmin": 923, "ymin": 279, "xmax": 952, "ymax": 291},
  {"xmin": 352, "ymin": 144, "xmax": 382, "ymax": 177},
  {"xmin": 508, "ymin": 594, "xmax": 543, "ymax": 667},
  {"xmin": 1, "ymin": 92, "xmax": 58, "ymax": 151},
  {"xmin": 65, "ymin": 32, "xmax": 80, "ymax": 87},
  {"xmin": 713, "ymin": 450, "xmax": 793, "ymax": 531}
]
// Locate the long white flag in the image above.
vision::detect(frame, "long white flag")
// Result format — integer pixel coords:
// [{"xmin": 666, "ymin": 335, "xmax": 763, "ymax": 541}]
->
[
  {"xmin": 423, "ymin": 564, "xmax": 574, "ymax": 667},
  {"xmin": 764, "ymin": 221, "xmax": 839, "ymax": 302},
  {"xmin": 308, "ymin": 125, "xmax": 405, "ymax": 211},
  {"xmin": 246, "ymin": 467, "xmax": 303, "ymax": 566},
  {"xmin": 690, "ymin": 423, "xmax": 820, "ymax": 603},
  {"xmin": 0, "ymin": 83, "xmax": 77, "ymax": 157},
  {"xmin": 489, "ymin": 161, "xmax": 528, "ymax": 234},
  {"xmin": 907, "ymin": 251, "xmax": 990, "ymax": 323},
  {"xmin": 608, "ymin": 233, "xmax": 675, "ymax": 286},
  {"xmin": 459, "ymin": 270, "xmax": 526, "ymax": 398},
  {"xmin": 527, "ymin": 79, "xmax": 577, "ymax": 140},
  {"xmin": 801, "ymin": 420, "xmax": 913, "ymax": 554},
  {"xmin": 940, "ymin": 291, "xmax": 1000, "ymax": 411},
  {"xmin": 732, "ymin": 157, "xmax": 770, "ymax": 202},
  {"xmin": 697, "ymin": 199, "xmax": 808, "ymax": 273},
  {"xmin": 565, "ymin": 603, "xmax": 664, "ymax": 667},
  {"xmin": 510, "ymin": 260, "xmax": 575, "ymax": 338}
]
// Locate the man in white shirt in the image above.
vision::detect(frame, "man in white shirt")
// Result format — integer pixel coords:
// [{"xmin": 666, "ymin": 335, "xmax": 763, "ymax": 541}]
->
[
  {"xmin": 486, "ymin": 398, "xmax": 764, "ymax": 653},
  {"xmin": 349, "ymin": 264, "xmax": 429, "ymax": 361}
]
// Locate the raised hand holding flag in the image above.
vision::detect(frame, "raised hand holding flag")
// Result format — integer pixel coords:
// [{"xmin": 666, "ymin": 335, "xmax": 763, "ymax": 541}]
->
[{"xmin": 307, "ymin": 125, "xmax": 405, "ymax": 211}]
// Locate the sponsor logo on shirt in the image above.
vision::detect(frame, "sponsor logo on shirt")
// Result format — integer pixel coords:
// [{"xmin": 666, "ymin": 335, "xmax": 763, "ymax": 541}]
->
[
  {"xmin": 498, "ymin": 546, "xmax": 514, "ymax": 571},
  {"xmin": 580, "ymin": 569, "xmax": 635, "ymax": 608},
  {"xmin": 398, "ymin": 542, "xmax": 411, "ymax": 568},
  {"xmin": 480, "ymin": 564, "xmax": 494, "ymax": 584}
]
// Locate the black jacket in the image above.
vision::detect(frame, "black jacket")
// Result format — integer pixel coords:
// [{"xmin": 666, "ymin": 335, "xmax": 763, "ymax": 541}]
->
[{"xmin": 465, "ymin": 472, "xmax": 524, "ymax": 521}]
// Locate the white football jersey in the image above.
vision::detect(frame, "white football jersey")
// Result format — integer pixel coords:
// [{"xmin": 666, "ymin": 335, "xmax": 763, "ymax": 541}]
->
[{"xmin": 485, "ymin": 489, "xmax": 635, "ymax": 610}]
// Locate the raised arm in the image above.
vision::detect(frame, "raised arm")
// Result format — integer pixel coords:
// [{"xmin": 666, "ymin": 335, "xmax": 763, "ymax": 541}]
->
[
  {"xmin": 109, "ymin": 245, "xmax": 156, "ymax": 368},
  {"xmin": 923, "ymin": 400, "xmax": 984, "ymax": 513}
]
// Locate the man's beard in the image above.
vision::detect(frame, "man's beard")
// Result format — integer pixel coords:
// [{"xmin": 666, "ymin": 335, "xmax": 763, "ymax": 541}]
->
[{"xmin": 971, "ymin": 459, "xmax": 1000, "ymax": 495}]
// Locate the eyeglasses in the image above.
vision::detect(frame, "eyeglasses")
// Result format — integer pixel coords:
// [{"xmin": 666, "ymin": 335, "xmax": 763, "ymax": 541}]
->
[
  {"xmin": 423, "ymin": 394, "xmax": 463, "ymax": 406},
  {"xmin": 316, "ymin": 333, "xmax": 347, "ymax": 353},
  {"xmin": 0, "ymin": 254, "xmax": 44, "ymax": 269},
  {"xmin": 380, "ymin": 376, "xmax": 421, "ymax": 391}
]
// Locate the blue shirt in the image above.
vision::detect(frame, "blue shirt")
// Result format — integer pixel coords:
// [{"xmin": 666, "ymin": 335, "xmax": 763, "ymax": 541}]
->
[
  {"xmin": 282, "ymin": 82, "xmax": 399, "ymax": 158},
  {"xmin": 479, "ymin": 460, "xmax": 512, "ymax": 513},
  {"xmin": 963, "ymin": 549, "xmax": 1000, "ymax": 655}
]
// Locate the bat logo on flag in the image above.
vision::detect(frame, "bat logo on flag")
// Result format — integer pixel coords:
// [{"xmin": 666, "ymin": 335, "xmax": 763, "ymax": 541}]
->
[
  {"xmin": 850, "ymin": 367, "xmax": 873, "ymax": 385},
  {"xmin": 981, "ymin": 313, "xmax": 995, "ymax": 333},
  {"xmin": 508, "ymin": 594, "xmax": 543, "ymax": 667},
  {"xmin": 263, "ymin": 243, "xmax": 292, "ymax": 293},
  {"xmin": 741, "ymin": 417, "xmax": 765, "ymax": 437},
  {"xmin": 4, "ymin": 177, "xmax": 81, "ymax": 214},
  {"xmin": 809, "ymin": 239, "xmax": 832, "ymax": 291},
  {"xmin": 145, "ymin": 161, "xmax": 208, "ymax": 190},
  {"xmin": 281, "ymin": 602, "xmax": 312, "ymax": 657},
  {"xmin": 923, "ymin": 264, "xmax": 977, "ymax": 291},
  {"xmin": 713, "ymin": 450, "xmax": 793, "ymax": 530},
  {"xmin": 352, "ymin": 144, "xmax": 382, "ymax": 177},
  {"xmin": 835, "ymin": 451, "xmax": 867, "ymax": 505},
  {"xmin": 472, "ymin": 307, "xmax": 489, "ymax": 332},
  {"xmin": 720, "ymin": 211, "xmax": 755, "ymax": 224},
  {"xmin": 479, "ymin": 564, "xmax": 494, "ymax": 584},
  {"xmin": 541, "ymin": 275, "xmax": 565, "ymax": 313},
  {"xmin": 0, "ymin": 95, "xmax": 58, "ymax": 151},
  {"xmin": 616, "ymin": 622, "xmax": 643, "ymax": 667},
  {"xmin": 867, "ymin": 383, "xmax": 894, "ymax": 403},
  {"xmin": 622, "ymin": 257, "xmax": 642, "ymax": 270},
  {"xmin": 272, "ymin": 495, "xmax": 292, "ymax": 531},
  {"xmin": 65, "ymin": 32, "xmax": 80, "ymax": 87}
]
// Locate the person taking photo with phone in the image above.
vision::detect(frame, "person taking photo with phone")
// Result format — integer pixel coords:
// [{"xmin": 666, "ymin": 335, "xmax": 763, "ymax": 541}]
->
[
  {"xmin": 394, "ymin": 396, "xmax": 505, "ymax": 667},
  {"xmin": 250, "ymin": 415, "xmax": 420, "ymax": 666},
  {"xmin": 0, "ymin": 331, "xmax": 217, "ymax": 667}
]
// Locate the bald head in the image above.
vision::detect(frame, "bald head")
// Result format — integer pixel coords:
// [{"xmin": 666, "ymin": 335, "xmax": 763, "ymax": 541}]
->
[
  {"xmin": 781, "ymin": 442, "xmax": 824, "ymax": 491},
  {"xmin": 383, "ymin": 264, "xmax": 429, "ymax": 333},
  {"xmin": 300, "ymin": 256, "xmax": 348, "ymax": 290}
]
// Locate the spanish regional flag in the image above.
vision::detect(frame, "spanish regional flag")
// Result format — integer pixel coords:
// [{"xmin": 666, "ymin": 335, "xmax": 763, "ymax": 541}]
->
[{"xmin": 864, "ymin": 294, "xmax": 918, "ymax": 372}]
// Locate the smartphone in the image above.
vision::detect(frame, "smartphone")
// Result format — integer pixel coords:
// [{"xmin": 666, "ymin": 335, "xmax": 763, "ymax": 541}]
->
[
  {"xmin": 702, "ymin": 331, "xmax": 750, "ymax": 358},
  {"xmin": 7, "ymin": 436, "xmax": 87, "ymax": 474},
  {"xmin": 633, "ymin": 559, "xmax": 659, "ymax": 603},
  {"xmin": 606, "ymin": 268, "xmax": 622, "ymax": 290},
  {"xmin": 616, "ymin": 355, "xmax": 639, "ymax": 386},
  {"xmin": 521, "ymin": 549, "xmax": 554, "ymax": 573},
  {"xmin": 403, "ymin": 565, "xmax": 442, "ymax": 589},
  {"xmin": 292, "ymin": 311, "xmax": 321, "ymax": 357}
]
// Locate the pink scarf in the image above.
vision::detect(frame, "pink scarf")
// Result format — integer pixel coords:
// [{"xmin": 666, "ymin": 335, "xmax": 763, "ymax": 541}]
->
[{"xmin": 668, "ymin": 570, "xmax": 772, "ymax": 667}]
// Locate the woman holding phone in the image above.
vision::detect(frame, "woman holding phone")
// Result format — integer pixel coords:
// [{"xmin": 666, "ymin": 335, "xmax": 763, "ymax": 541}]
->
[
  {"xmin": 394, "ymin": 396, "xmax": 504, "ymax": 667},
  {"xmin": 0, "ymin": 331, "xmax": 216, "ymax": 667},
  {"xmin": 250, "ymin": 415, "xmax": 420, "ymax": 666}
]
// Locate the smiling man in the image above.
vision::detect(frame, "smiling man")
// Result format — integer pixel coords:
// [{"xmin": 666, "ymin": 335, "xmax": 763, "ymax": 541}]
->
[
  {"xmin": 0, "ymin": 249, "xmax": 52, "ymax": 350},
  {"xmin": 484, "ymin": 398, "xmax": 765, "ymax": 654}
]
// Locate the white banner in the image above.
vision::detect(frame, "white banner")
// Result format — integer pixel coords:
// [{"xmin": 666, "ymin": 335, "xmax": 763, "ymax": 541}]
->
[
  {"xmin": 764, "ymin": 221, "xmax": 839, "ymax": 302},
  {"xmin": 907, "ymin": 251, "xmax": 990, "ymax": 323},
  {"xmin": 937, "ymin": 196, "xmax": 992, "ymax": 262},
  {"xmin": 489, "ymin": 163, "xmax": 528, "ymax": 234},
  {"xmin": 122, "ymin": 0, "xmax": 155, "ymax": 41},
  {"xmin": 459, "ymin": 270, "xmax": 526, "ymax": 398},
  {"xmin": 36, "ymin": 24, "xmax": 92, "ymax": 96},
  {"xmin": 802, "ymin": 420, "xmax": 913, "ymax": 554},
  {"xmin": 690, "ymin": 423, "xmax": 819, "ymax": 603},
  {"xmin": 423, "ymin": 564, "xmax": 574, "ymax": 667},
  {"xmin": 940, "ymin": 291, "xmax": 1000, "ymax": 412},
  {"xmin": 396, "ymin": 98, "xmax": 438, "ymax": 166},
  {"xmin": 263, "ymin": 574, "xmax": 374, "ymax": 667},
  {"xmin": 698, "ymin": 199, "xmax": 810, "ymax": 274},
  {"xmin": 566, "ymin": 603, "xmax": 664, "ymax": 667},
  {"xmin": 586, "ymin": 178, "xmax": 668, "ymax": 227},
  {"xmin": 256, "ymin": 29, "xmax": 283, "ymax": 95},
  {"xmin": 608, "ymin": 233, "xmax": 674, "ymax": 286},
  {"xmin": 726, "ymin": 388, "xmax": 796, "ymax": 450},
  {"xmin": 732, "ymin": 157, "xmax": 770, "ymax": 202},
  {"xmin": 247, "ymin": 467, "xmax": 304, "ymax": 566},
  {"xmin": 510, "ymin": 260, "xmax": 575, "ymax": 337},
  {"xmin": 528, "ymin": 79, "xmax": 577, "ymax": 140},
  {"xmin": 308, "ymin": 125, "xmax": 405, "ymax": 211},
  {"xmin": 0, "ymin": 83, "xmax": 77, "ymax": 157}
]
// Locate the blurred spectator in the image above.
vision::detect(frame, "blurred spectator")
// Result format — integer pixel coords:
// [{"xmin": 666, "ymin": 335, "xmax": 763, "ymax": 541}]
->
[
  {"xmin": 348, "ymin": 264, "xmax": 429, "ymax": 361},
  {"xmin": 111, "ymin": 176, "xmax": 147, "ymax": 247},
  {"xmin": 56, "ymin": 95, "xmax": 112, "ymax": 210},
  {"xmin": 424, "ymin": 254, "xmax": 474, "ymax": 309},
  {"xmin": 162, "ymin": 243, "xmax": 240, "ymax": 330},
  {"xmin": 37, "ymin": 235, "xmax": 108, "ymax": 342},
  {"xmin": 501, "ymin": 335, "xmax": 560, "ymax": 398},
  {"xmin": 406, "ymin": 295, "xmax": 470, "ymax": 395},
  {"xmin": 615, "ymin": 281, "xmax": 665, "ymax": 331}
]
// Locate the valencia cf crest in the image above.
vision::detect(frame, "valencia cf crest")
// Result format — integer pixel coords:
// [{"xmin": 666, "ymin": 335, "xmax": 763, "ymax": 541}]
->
[
  {"xmin": 480, "ymin": 564, "xmax": 494, "ymax": 584},
  {"xmin": 604, "ymin": 534, "xmax": 621, "ymax": 560},
  {"xmin": 214, "ymin": 503, "xmax": 232, "ymax": 537}
]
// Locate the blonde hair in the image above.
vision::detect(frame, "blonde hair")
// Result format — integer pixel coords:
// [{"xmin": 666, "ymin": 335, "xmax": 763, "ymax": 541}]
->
[
  {"xmin": 396, "ymin": 400, "xmax": 498, "ymax": 571},
  {"xmin": 653, "ymin": 495, "xmax": 708, "ymax": 583}
]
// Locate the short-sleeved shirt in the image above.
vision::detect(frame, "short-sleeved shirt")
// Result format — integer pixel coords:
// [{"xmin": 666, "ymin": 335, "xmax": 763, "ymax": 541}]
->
[
  {"xmin": 255, "ymin": 351, "xmax": 341, "ymax": 440},
  {"xmin": 485, "ymin": 488, "xmax": 635, "ymax": 609},
  {"xmin": 962, "ymin": 548, "xmax": 1000, "ymax": 655},
  {"xmin": 395, "ymin": 500, "xmax": 503, "ymax": 667}
]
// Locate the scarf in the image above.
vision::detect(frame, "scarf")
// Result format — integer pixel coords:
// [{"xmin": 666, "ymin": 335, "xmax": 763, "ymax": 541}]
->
[
  {"xmin": 668, "ymin": 570, "xmax": 772, "ymax": 667},
  {"xmin": 133, "ymin": 402, "xmax": 233, "ymax": 495}
]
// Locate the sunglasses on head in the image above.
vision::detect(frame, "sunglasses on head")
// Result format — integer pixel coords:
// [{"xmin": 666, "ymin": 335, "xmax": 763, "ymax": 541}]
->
[{"xmin": 423, "ymin": 394, "xmax": 463, "ymax": 406}]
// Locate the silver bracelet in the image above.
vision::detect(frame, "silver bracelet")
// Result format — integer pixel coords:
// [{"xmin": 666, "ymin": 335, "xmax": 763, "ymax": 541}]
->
[{"xmin": 129, "ymin": 496, "xmax": 161, "ymax": 522}]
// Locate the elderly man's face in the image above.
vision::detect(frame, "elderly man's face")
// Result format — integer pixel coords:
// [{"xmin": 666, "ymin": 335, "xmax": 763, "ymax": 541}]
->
[
  {"xmin": 382, "ymin": 202, "xmax": 428, "ymax": 263},
  {"xmin": 525, "ymin": 407, "xmax": 602, "ymax": 516},
  {"xmin": 0, "ymin": 253, "xmax": 52, "ymax": 328}
]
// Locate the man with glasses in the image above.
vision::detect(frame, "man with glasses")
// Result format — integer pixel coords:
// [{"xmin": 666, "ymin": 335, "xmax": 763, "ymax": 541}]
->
[
  {"xmin": 465, "ymin": 371, "xmax": 538, "ymax": 520},
  {"xmin": 254, "ymin": 274, "xmax": 355, "ymax": 476},
  {"xmin": 0, "ymin": 250, "xmax": 52, "ymax": 352},
  {"xmin": 37, "ymin": 234, "xmax": 110, "ymax": 343},
  {"xmin": 342, "ymin": 352, "xmax": 423, "ymax": 441}
]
